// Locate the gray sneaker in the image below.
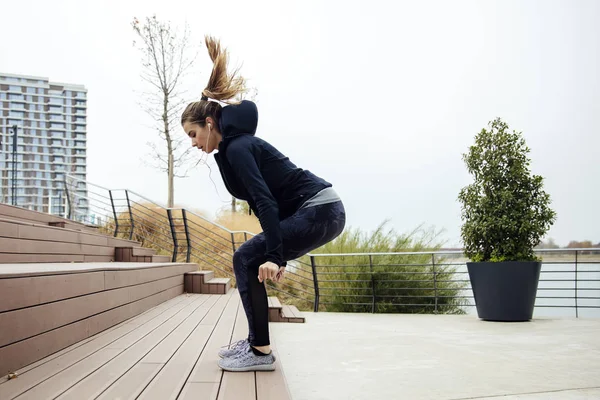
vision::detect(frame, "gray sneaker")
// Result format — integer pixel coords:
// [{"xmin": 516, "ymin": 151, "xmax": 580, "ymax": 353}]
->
[
  {"xmin": 218, "ymin": 339, "xmax": 249, "ymax": 359},
  {"xmin": 218, "ymin": 347, "xmax": 276, "ymax": 372}
]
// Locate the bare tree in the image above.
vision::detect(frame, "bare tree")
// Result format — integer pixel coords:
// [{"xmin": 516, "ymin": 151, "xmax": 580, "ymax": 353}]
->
[{"xmin": 132, "ymin": 15, "xmax": 196, "ymax": 208}]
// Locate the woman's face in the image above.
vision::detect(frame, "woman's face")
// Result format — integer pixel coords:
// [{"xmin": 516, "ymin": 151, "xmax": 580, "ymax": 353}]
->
[{"xmin": 183, "ymin": 118, "xmax": 220, "ymax": 154}]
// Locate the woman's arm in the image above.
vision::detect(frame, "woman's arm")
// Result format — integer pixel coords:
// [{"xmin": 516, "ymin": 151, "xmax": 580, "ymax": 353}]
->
[{"xmin": 225, "ymin": 139, "xmax": 283, "ymax": 266}]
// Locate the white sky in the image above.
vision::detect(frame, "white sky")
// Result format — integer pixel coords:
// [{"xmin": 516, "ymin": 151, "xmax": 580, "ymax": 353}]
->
[{"xmin": 1, "ymin": 0, "xmax": 598, "ymax": 247}]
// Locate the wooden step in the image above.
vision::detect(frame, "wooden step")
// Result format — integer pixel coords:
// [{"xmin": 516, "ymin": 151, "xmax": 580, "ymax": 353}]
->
[
  {"xmin": 183, "ymin": 272, "xmax": 230, "ymax": 295},
  {"xmin": 131, "ymin": 247, "xmax": 156, "ymax": 257},
  {"xmin": 281, "ymin": 305, "xmax": 305, "ymax": 323},
  {"xmin": 115, "ymin": 247, "xmax": 158, "ymax": 263},
  {"xmin": 206, "ymin": 278, "xmax": 231, "ymax": 295},
  {"xmin": 268, "ymin": 296, "xmax": 283, "ymax": 322},
  {"xmin": 268, "ymin": 297, "xmax": 305, "ymax": 323},
  {"xmin": 152, "ymin": 255, "xmax": 171, "ymax": 263},
  {"xmin": 0, "ymin": 203, "xmax": 98, "ymax": 233},
  {"xmin": 0, "ymin": 237, "xmax": 116, "ymax": 256}
]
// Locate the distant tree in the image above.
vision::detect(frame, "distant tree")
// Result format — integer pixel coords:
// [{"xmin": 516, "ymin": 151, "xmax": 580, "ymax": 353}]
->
[
  {"xmin": 132, "ymin": 15, "xmax": 196, "ymax": 208},
  {"xmin": 567, "ymin": 240, "xmax": 593, "ymax": 249},
  {"xmin": 536, "ymin": 238, "xmax": 560, "ymax": 249}
]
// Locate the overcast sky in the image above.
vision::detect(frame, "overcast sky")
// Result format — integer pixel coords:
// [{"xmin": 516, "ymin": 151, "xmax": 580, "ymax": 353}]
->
[{"xmin": 1, "ymin": 0, "xmax": 598, "ymax": 247}]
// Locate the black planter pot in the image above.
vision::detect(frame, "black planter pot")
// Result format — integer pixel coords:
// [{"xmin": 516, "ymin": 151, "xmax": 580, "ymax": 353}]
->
[{"xmin": 467, "ymin": 261, "xmax": 542, "ymax": 321}]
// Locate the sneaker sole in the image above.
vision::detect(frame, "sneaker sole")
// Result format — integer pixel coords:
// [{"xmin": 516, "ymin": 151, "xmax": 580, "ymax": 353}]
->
[{"xmin": 219, "ymin": 363, "xmax": 276, "ymax": 372}]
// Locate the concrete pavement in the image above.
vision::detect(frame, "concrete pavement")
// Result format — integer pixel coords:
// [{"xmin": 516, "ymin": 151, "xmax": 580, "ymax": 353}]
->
[{"xmin": 270, "ymin": 312, "xmax": 600, "ymax": 400}]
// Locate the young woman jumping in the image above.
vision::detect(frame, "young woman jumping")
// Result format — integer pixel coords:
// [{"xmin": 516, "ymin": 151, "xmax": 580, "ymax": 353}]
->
[{"xmin": 181, "ymin": 36, "xmax": 346, "ymax": 372}]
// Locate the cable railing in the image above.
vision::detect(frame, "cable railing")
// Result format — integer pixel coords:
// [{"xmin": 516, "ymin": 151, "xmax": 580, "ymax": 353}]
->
[{"xmin": 46, "ymin": 175, "xmax": 600, "ymax": 317}]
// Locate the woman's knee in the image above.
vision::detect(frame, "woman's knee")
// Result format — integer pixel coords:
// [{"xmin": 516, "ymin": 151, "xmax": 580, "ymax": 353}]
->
[{"xmin": 233, "ymin": 250, "xmax": 245, "ymax": 274}]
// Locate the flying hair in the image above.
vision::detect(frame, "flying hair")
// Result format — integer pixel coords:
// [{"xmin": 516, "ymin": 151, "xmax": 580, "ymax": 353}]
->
[{"xmin": 201, "ymin": 35, "xmax": 247, "ymax": 103}]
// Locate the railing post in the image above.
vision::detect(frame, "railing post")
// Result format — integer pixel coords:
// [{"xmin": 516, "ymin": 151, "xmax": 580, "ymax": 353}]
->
[
  {"xmin": 125, "ymin": 190, "xmax": 134, "ymax": 241},
  {"xmin": 182, "ymin": 209, "xmax": 192, "ymax": 263},
  {"xmin": 108, "ymin": 190, "xmax": 118, "ymax": 237},
  {"xmin": 244, "ymin": 232, "xmax": 248, "ymax": 242},
  {"xmin": 231, "ymin": 232, "xmax": 236, "ymax": 253},
  {"xmin": 369, "ymin": 255, "xmax": 375, "ymax": 313},
  {"xmin": 63, "ymin": 178, "xmax": 72, "ymax": 220},
  {"xmin": 432, "ymin": 254, "xmax": 438, "ymax": 314},
  {"xmin": 311, "ymin": 255, "xmax": 320, "ymax": 312},
  {"xmin": 575, "ymin": 250, "xmax": 579, "ymax": 318},
  {"xmin": 167, "ymin": 209, "xmax": 178, "ymax": 262}
]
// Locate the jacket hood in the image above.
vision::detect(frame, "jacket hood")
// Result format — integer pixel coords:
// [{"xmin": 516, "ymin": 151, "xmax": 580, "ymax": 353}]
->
[{"xmin": 218, "ymin": 100, "xmax": 258, "ymax": 142}]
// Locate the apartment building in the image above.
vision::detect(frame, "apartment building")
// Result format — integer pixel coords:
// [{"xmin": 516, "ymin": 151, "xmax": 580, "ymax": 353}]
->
[{"xmin": 0, "ymin": 73, "xmax": 88, "ymax": 219}]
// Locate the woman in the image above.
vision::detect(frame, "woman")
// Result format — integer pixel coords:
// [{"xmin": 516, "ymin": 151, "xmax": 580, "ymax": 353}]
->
[{"xmin": 181, "ymin": 36, "xmax": 346, "ymax": 372}]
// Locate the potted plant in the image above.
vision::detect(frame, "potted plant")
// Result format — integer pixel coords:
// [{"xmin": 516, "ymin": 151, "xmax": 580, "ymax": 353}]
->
[{"xmin": 458, "ymin": 118, "xmax": 557, "ymax": 321}]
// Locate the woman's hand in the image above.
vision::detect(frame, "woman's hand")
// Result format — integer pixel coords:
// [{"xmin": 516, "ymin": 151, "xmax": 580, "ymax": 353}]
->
[
  {"xmin": 258, "ymin": 261, "xmax": 280, "ymax": 283},
  {"xmin": 273, "ymin": 266, "xmax": 286, "ymax": 283}
]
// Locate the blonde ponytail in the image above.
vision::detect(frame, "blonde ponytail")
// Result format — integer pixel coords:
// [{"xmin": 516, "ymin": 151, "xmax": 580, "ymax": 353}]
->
[{"xmin": 201, "ymin": 35, "xmax": 246, "ymax": 103}]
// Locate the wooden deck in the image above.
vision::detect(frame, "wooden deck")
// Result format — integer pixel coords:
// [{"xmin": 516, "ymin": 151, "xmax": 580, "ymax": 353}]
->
[{"xmin": 0, "ymin": 290, "xmax": 292, "ymax": 400}]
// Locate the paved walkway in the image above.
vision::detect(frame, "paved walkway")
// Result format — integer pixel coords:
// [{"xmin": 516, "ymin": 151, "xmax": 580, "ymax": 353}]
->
[{"xmin": 270, "ymin": 312, "xmax": 600, "ymax": 400}]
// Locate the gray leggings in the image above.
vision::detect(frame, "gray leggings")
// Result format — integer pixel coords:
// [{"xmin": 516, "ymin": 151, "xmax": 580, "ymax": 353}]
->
[{"xmin": 232, "ymin": 200, "xmax": 346, "ymax": 346}]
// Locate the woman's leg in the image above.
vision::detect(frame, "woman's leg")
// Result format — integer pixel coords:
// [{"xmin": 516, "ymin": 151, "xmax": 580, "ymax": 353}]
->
[
  {"xmin": 219, "ymin": 201, "xmax": 345, "ymax": 371},
  {"xmin": 224, "ymin": 201, "xmax": 346, "ymax": 360}
]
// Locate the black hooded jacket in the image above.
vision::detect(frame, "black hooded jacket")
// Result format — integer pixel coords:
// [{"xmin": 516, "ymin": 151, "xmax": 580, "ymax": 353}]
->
[{"xmin": 214, "ymin": 100, "xmax": 332, "ymax": 266}]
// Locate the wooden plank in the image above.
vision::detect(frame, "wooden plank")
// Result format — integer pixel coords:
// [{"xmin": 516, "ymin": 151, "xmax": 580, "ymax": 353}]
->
[
  {"xmin": 0, "ymin": 220, "xmax": 20, "ymax": 238},
  {"xmin": 132, "ymin": 247, "xmax": 156, "ymax": 257},
  {"xmin": 268, "ymin": 297, "xmax": 282, "ymax": 309},
  {"xmin": 0, "ymin": 204, "xmax": 96, "ymax": 232},
  {"xmin": 0, "ymin": 237, "xmax": 81, "ymax": 254},
  {"xmin": 83, "ymin": 255, "xmax": 114, "ymax": 262},
  {"xmin": 0, "ymin": 275, "xmax": 183, "ymax": 347},
  {"xmin": 54, "ymin": 295, "xmax": 209, "ymax": 400},
  {"xmin": 13, "ymin": 348, "xmax": 123, "ymax": 400},
  {"xmin": 17, "ymin": 224, "xmax": 79, "ymax": 244},
  {"xmin": 0, "ymin": 295, "xmax": 191, "ymax": 400},
  {"xmin": 0, "ymin": 271, "xmax": 105, "ymax": 313},
  {"xmin": 108, "ymin": 237, "xmax": 143, "ymax": 247},
  {"xmin": 95, "ymin": 363, "xmax": 163, "ymax": 400},
  {"xmin": 281, "ymin": 305, "xmax": 304, "ymax": 323},
  {"xmin": 217, "ymin": 300, "xmax": 256, "ymax": 400},
  {"xmin": 11, "ymin": 295, "xmax": 187, "ymax": 376},
  {"xmin": 0, "ymin": 285, "xmax": 183, "ymax": 377},
  {"xmin": 0, "ymin": 262, "xmax": 196, "ymax": 279},
  {"xmin": 136, "ymin": 296, "xmax": 230, "ymax": 400},
  {"xmin": 0, "ymin": 253, "xmax": 85, "ymax": 263},
  {"xmin": 81, "ymin": 244, "xmax": 116, "ymax": 256},
  {"xmin": 78, "ymin": 232, "xmax": 109, "ymax": 246},
  {"xmin": 256, "ymin": 347, "xmax": 292, "ymax": 400},
  {"xmin": 141, "ymin": 295, "xmax": 218, "ymax": 363},
  {"xmin": 187, "ymin": 290, "xmax": 240, "ymax": 383},
  {"xmin": 179, "ymin": 382, "xmax": 220, "ymax": 400},
  {"xmin": 104, "ymin": 264, "xmax": 198, "ymax": 290}
]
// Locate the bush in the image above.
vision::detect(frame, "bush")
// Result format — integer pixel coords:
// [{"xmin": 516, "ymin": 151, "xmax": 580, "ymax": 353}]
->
[
  {"xmin": 297, "ymin": 221, "xmax": 468, "ymax": 314},
  {"xmin": 458, "ymin": 118, "xmax": 557, "ymax": 262}
]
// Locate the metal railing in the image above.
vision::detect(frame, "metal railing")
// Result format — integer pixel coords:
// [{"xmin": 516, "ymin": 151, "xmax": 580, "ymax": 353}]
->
[
  {"xmin": 305, "ymin": 249, "xmax": 600, "ymax": 318},
  {"xmin": 53, "ymin": 175, "xmax": 600, "ymax": 318}
]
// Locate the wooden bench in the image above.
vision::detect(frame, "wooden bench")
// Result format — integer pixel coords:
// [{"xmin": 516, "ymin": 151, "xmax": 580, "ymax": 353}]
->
[{"xmin": 0, "ymin": 262, "xmax": 198, "ymax": 376}]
